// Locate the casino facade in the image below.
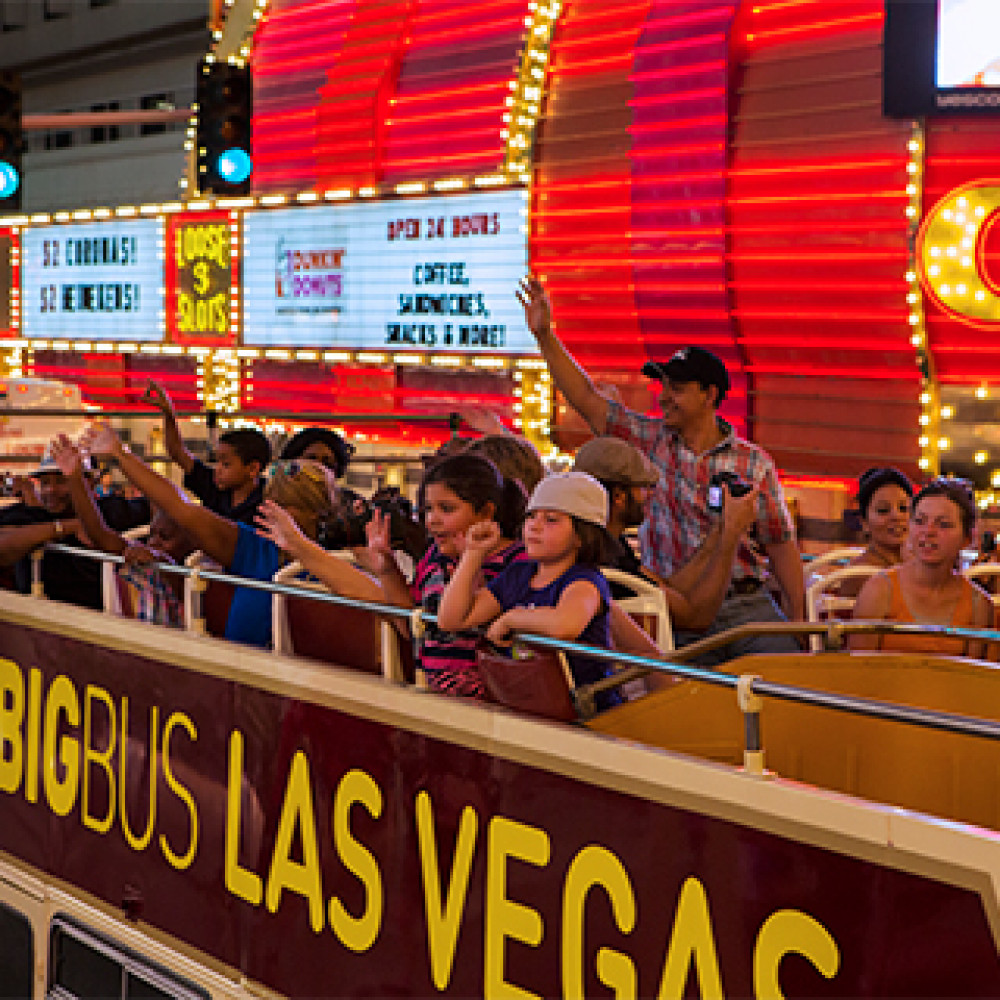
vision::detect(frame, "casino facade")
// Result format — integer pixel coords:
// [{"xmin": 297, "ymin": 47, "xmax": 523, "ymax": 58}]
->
[{"xmin": 2, "ymin": 0, "xmax": 1000, "ymax": 515}]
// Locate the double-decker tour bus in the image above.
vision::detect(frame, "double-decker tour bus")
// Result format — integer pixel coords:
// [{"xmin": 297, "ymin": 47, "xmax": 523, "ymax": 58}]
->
[{"xmin": 1, "ymin": 546, "xmax": 1000, "ymax": 998}]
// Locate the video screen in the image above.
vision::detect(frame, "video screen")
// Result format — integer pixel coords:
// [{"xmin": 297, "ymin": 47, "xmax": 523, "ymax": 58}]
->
[{"xmin": 937, "ymin": 0, "xmax": 1000, "ymax": 89}]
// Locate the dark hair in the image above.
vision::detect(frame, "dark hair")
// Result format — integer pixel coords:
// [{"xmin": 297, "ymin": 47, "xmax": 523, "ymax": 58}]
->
[
  {"xmin": 420, "ymin": 452, "xmax": 526, "ymax": 539},
  {"xmin": 219, "ymin": 428, "xmax": 271, "ymax": 470},
  {"xmin": 571, "ymin": 517, "xmax": 613, "ymax": 568},
  {"xmin": 464, "ymin": 435, "xmax": 545, "ymax": 494},
  {"xmin": 913, "ymin": 477, "xmax": 977, "ymax": 538},
  {"xmin": 856, "ymin": 466, "xmax": 913, "ymax": 519},
  {"xmin": 280, "ymin": 427, "xmax": 354, "ymax": 478}
]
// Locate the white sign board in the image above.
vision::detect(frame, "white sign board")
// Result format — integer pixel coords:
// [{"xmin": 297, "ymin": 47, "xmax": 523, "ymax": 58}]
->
[
  {"xmin": 242, "ymin": 189, "xmax": 533, "ymax": 352},
  {"xmin": 21, "ymin": 219, "xmax": 165, "ymax": 341}
]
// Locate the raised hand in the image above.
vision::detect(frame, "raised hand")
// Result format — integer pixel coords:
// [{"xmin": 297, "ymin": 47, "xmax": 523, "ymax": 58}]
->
[
  {"xmin": 255, "ymin": 499, "xmax": 307, "ymax": 556},
  {"xmin": 461, "ymin": 519, "xmax": 501, "ymax": 557},
  {"xmin": 143, "ymin": 379, "xmax": 174, "ymax": 417},
  {"xmin": 515, "ymin": 274, "xmax": 552, "ymax": 339},
  {"xmin": 456, "ymin": 405, "xmax": 509, "ymax": 436},
  {"xmin": 49, "ymin": 433, "xmax": 84, "ymax": 478},
  {"xmin": 81, "ymin": 420, "xmax": 123, "ymax": 459},
  {"xmin": 361, "ymin": 509, "xmax": 395, "ymax": 575}
]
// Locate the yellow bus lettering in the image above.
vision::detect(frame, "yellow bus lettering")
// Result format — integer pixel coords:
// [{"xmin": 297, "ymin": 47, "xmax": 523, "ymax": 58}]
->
[
  {"xmin": 562, "ymin": 845, "xmax": 637, "ymax": 999},
  {"xmin": 266, "ymin": 750, "xmax": 324, "ymax": 933},
  {"xmin": 415, "ymin": 791, "xmax": 479, "ymax": 990},
  {"xmin": 328, "ymin": 769, "xmax": 384, "ymax": 953},
  {"xmin": 484, "ymin": 815, "xmax": 550, "ymax": 1000}
]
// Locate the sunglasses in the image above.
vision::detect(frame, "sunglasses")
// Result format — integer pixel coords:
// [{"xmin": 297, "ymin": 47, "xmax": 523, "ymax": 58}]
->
[{"xmin": 266, "ymin": 460, "xmax": 330, "ymax": 485}]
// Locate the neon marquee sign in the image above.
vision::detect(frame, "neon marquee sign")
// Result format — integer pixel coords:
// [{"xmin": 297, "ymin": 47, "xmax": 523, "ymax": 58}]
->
[{"xmin": 918, "ymin": 180, "xmax": 1000, "ymax": 328}]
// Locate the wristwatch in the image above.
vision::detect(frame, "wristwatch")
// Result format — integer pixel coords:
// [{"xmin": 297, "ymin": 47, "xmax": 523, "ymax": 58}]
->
[{"xmin": 52, "ymin": 520, "xmax": 63, "ymax": 538}]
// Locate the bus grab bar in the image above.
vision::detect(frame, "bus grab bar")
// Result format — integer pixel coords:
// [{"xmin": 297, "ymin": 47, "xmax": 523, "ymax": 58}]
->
[{"xmin": 37, "ymin": 541, "xmax": 1000, "ymax": 752}]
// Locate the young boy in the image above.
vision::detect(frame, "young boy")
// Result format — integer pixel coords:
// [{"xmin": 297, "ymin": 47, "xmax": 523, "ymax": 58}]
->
[{"xmin": 145, "ymin": 380, "xmax": 269, "ymax": 524}]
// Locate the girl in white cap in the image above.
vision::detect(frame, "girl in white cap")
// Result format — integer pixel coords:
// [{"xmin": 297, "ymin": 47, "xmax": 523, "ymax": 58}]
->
[{"xmin": 438, "ymin": 470, "xmax": 620, "ymax": 711}]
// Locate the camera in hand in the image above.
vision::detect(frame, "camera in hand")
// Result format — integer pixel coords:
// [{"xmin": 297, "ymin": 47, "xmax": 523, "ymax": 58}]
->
[
  {"xmin": 318, "ymin": 486, "xmax": 416, "ymax": 550},
  {"xmin": 707, "ymin": 471, "xmax": 752, "ymax": 513}
]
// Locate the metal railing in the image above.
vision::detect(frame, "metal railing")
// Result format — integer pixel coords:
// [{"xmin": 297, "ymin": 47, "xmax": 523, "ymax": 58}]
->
[{"xmin": 23, "ymin": 542, "xmax": 1000, "ymax": 774}]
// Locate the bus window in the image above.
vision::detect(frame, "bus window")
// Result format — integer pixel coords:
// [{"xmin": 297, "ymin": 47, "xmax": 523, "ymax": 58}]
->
[
  {"xmin": 0, "ymin": 900, "xmax": 33, "ymax": 999},
  {"xmin": 48, "ymin": 918, "xmax": 209, "ymax": 1000}
]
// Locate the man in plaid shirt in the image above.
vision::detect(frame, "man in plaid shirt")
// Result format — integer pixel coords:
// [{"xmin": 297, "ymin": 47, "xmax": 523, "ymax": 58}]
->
[{"xmin": 518, "ymin": 276, "xmax": 803, "ymax": 661}]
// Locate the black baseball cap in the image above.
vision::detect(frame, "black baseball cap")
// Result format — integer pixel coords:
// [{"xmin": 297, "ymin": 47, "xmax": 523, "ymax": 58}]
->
[{"xmin": 642, "ymin": 347, "xmax": 730, "ymax": 402}]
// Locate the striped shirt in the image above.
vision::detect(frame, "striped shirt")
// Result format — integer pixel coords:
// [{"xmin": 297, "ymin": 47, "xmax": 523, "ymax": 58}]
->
[
  {"xmin": 410, "ymin": 539, "xmax": 526, "ymax": 699},
  {"xmin": 605, "ymin": 399, "xmax": 794, "ymax": 581}
]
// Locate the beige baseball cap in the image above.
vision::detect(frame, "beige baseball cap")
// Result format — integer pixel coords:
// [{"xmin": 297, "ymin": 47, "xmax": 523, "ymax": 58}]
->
[
  {"xmin": 526, "ymin": 471, "xmax": 608, "ymax": 527},
  {"xmin": 573, "ymin": 436, "xmax": 659, "ymax": 487}
]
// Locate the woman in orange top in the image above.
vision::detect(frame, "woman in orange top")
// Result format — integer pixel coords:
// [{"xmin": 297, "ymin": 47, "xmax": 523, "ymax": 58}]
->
[{"xmin": 850, "ymin": 478, "xmax": 993, "ymax": 658}]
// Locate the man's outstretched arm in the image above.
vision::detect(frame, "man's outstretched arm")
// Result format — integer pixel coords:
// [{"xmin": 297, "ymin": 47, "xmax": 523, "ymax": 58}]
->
[{"xmin": 517, "ymin": 275, "xmax": 609, "ymax": 434}]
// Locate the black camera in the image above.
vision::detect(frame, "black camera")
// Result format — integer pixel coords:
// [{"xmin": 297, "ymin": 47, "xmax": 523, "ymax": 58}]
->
[
  {"xmin": 318, "ymin": 486, "xmax": 417, "ymax": 551},
  {"xmin": 707, "ymin": 471, "xmax": 752, "ymax": 513}
]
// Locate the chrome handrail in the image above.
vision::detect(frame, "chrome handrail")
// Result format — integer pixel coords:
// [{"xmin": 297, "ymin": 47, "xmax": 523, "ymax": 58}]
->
[{"xmin": 31, "ymin": 541, "xmax": 1000, "ymax": 748}]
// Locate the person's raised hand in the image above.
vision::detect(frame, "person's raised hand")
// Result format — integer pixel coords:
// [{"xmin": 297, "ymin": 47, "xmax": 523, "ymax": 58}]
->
[
  {"xmin": 143, "ymin": 379, "xmax": 174, "ymax": 417},
  {"xmin": 461, "ymin": 519, "xmax": 500, "ymax": 558},
  {"xmin": 80, "ymin": 420, "xmax": 123, "ymax": 459},
  {"xmin": 361, "ymin": 509, "xmax": 395, "ymax": 575},
  {"xmin": 515, "ymin": 274, "xmax": 552, "ymax": 339},
  {"xmin": 49, "ymin": 434, "xmax": 84, "ymax": 478},
  {"xmin": 254, "ymin": 499, "xmax": 306, "ymax": 556}
]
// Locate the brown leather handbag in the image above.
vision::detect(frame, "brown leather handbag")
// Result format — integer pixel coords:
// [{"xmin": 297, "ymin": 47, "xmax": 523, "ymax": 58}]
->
[{"xmin": 476, "ymin": 641, "xmax": 578, "ymax": 722}]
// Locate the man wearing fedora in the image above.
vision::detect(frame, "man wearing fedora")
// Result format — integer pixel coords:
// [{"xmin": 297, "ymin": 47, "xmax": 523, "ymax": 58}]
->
[{"xmin": 519, "ymin": 276, "xmax": 802, "ymax": 661}]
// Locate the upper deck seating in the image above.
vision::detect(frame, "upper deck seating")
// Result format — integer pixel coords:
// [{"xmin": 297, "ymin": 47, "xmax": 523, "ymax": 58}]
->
[
  {"xmin": 803, "ymin": 546, "xmax": 866, "ymax": 587},
  {"xmin": 183, "ymin": 551, "xmax": 234, "ymax": 638},
  {"xmin": 601, "ymin": 567, "xmax": 673, "ymax": 652},
  {"xmin": 805, "ymin": 564, "xmax": 881, "ymax": 651},
  {"xmin": 271, "ymin": 561, "xmax": 407, "ymax": 682}
]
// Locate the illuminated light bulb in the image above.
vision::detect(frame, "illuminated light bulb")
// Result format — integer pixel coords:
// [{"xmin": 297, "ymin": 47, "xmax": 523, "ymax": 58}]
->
[
  {"xmin": 906, "ymin": 184, "xmax": 917, "ymax": 196},
  {"xmin": 929, "ymin": 246, "xmax": 941, "ymax": 257},
  {"xmin": 957, "ymin": 197, "xmax": 968, "ymax": 209},
  {"xmin": 961, "ymin": 237, "xmax": 973, "ymax": 249},
  {"xmin": 907, "ymin": 292, "xmax": 919, "ymax": 304},
  {"xmin": 976, "ymin": 205, "xmax": 987, "ymax": 217},
  {"xmin": 928, "ymin": 264, "xmax": 940, "ymax": 277},
  {"xmin": 977, "ymin": 385, "xmax": 989, "ymax": 399},
  {"xmin": 976, "ymin": 289, "xmax": 987, "ymax": 302},
  {"xmin": 940, "ymin": 284, "xmax": 951, "ymax": 296},
  {"xmin": 919, "ymin": 436, "xmax": 930, "ymax": 448},
  {"xmin": 961, "ymin": 258, "xmax": 973, "ymax": 270},
  {"xmin": 993, "ymin": 471, "xmax": 1000, "ymax": 488},
  {"xmin": 957, "ymin": 284, "xmax": 968, "ymax": 296},
  {"xmin": 918, "ymin": 457, "xmax": 931, "ymax": 470},
  {"xmin": 906, "ymin": 162, "xmax": 918, "ymax": 174},
  {"xmin": 908, "ymin": 313, "xmax": 920, "ymax": 326},
  {"xmin": 942, "ymin": 209, "xmax": 953, "ymax": 220},
  {"xmin": 938, "ymin": 437, "xmax": 950, "ymax": 451},
  {"xmin": 946, "ymin": 245, "xmax": 957, "ymax": 257},
  {"xmin": 910, "ymin": 332, "xmax": 924, "ymax": 346},
  {"xmin": 975, "ymin": 451, "xmax": 989, "ymax": 465},
  {"xmin": 905, "ymin": 270, "xmax": 917, "ymax": 283},
  {"xmin": 919, "ymin": 414, "xmax": 931, "ymax": 426},
  {"xmin": 941, "ymin": 405, "xmax": 954, "ymax": 419}
]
